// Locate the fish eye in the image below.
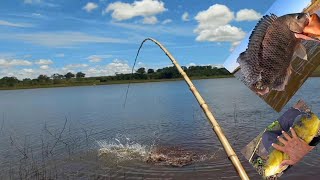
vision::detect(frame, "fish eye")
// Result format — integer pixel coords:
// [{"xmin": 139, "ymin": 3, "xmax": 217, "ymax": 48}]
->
[{"xmin": 296, "ymin": 14, "xmax": 304, "ymax": 19}]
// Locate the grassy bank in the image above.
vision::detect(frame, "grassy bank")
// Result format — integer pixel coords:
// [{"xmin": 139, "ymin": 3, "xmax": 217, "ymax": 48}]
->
[{"xmin": 0, "ymin": 75, "xmax": 234, "ymax": 91}]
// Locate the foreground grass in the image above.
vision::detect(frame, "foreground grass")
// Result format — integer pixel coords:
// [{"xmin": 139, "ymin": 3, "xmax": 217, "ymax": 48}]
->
[{"xmin": 0, "ymin": 75, "xmax": 233, "ymax": 90}]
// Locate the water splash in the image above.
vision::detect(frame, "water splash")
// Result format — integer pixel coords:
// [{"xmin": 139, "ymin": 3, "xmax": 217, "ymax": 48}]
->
[
  {"xmin": 96, "ymin": 135, "xmax": 149, "ymax": 161},
  {"xmin": 96, "ymin": 134, "xmax": 221, "ymax": 167}
]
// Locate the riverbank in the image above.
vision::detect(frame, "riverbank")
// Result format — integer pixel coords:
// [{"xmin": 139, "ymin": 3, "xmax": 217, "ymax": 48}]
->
[{"xmin": 0, "ymin": 75, "xmax": 233, "ymax": 90}]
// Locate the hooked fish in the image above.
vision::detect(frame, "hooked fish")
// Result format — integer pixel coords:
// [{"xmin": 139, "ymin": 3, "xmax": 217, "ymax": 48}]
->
[
  {"xmin": 264, "ymin": 113, "xmax": 320, "ymax": 177},
  {"xmin": 237, "ymin": 13, "xmax": 316, "ymax": 96}
]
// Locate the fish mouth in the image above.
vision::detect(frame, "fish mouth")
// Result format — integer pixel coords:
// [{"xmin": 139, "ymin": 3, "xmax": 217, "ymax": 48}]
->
[
  {"xmin": 305, "ymin": 13, "xmax": 311, "ymax": 26},
  {"xmin": 252, "ymin": 82, "xmax": 270, "ymax": 96},
  {"xmin": 291, "ymin": 13, "xmax": 310, "ymax": 34},
  {"xmin": 294, "ymin": 13, "xmax": 320, "ymax": 41},
  {"xmin": 255, "ymin": 87, "xmax": 270, "ymax": 96}
]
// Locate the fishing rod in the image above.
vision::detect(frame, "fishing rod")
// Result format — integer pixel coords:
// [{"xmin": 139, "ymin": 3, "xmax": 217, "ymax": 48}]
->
[{"xmin": 130, "ymin": 38, "xmax": 249, "ymax": 180}]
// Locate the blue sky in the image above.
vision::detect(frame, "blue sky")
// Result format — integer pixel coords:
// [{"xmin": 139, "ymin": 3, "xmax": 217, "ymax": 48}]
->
[
  {"xmin": 224, "ymin": 0, "xmax": 312, "ymax": 72},
  {"xmin": 0, "ymin": 0, "xmax": 276, "ymax": 79}
]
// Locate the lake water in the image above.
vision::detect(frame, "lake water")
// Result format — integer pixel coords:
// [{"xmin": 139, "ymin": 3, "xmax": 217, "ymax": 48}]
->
[{"xmin": 0, "ymin": 78, "xmax": 319, "ymax": 179}]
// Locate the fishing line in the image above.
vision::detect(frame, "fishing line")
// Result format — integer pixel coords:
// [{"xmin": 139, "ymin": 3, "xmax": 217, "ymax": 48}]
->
[
  {"xmin": 123, "ymin": 39, "xmax": 149, "ymax": 108},
  {"xmin": 0, "ymin": 112, "xmax": 4, "ymax": 134}
]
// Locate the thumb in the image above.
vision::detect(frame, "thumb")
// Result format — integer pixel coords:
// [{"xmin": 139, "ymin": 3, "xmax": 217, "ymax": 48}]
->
[{"xmin": 280, "ymin": 160, "xmax": 293, "ymax": 168}]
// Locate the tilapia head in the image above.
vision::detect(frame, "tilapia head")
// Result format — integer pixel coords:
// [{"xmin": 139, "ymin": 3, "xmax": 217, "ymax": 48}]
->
[
  {"xmin": 286, "ymin": 13, "xmax": 320, "ymax": 42},
  {"xmin": 253, "ymin": 81, "xmax": 270, "ymax": 96},
  {"xmin": 303, "ymin": 13, "xmax": 320, "ymax": 38},
  {"xmin": 282, "ymin": 13, "xmax": 310, "ymax": 34}
]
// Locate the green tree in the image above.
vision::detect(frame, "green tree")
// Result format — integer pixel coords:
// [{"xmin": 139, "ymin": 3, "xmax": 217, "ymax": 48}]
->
[
  {"xmin": 136, "ymin": 67, "xmax": 146, "ymax": 74},
  {"xmin": 0, "ymin": 76, "xmax": 19, "ymax": 87},
  {"xmin": 76, "ymin": 72, "xmax": 86, "ymax": 78},
  {"xmin": 51, "ymin": 73, "xmax": 64, "ymax": 80},
  {"xmin": 22, "ymin": 78, "xmax": 32, "ymax": 85},
  {"xmin": 37, "ymin": 75, "xmax": 50, "ymax": 83},
  {"xmin": 64, "ymin": 72, "xmax": 75, "ymax": 79},
  {"xmin": 147, "ymin": 69, "xmax": 155, "ymax": 74},
  {"xmin": 181, "ymin": 66, "xmax": 187, "ymax": 71}
]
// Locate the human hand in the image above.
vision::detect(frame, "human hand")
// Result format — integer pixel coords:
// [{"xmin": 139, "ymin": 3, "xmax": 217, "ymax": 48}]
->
[
  {"xmin": 272, "ymin": 127, "xmax": 314, "ymax": 167},
  {"xmin": 303, "ymin": 13, "xmax": 320, "ymax": 36}
]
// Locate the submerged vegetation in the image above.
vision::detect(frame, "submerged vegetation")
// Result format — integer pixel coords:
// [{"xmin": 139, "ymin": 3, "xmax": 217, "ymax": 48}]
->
[{"xmin": 0, "ymin": 65, "xmax": 232, "ymax": 90}]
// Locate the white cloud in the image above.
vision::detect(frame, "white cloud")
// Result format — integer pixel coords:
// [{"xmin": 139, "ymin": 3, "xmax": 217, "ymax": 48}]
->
[
  {"xmin": 23, "ymin": 68, "xmax": 34, "ymax": 73},
  {"xmin": 0, "ymin": 59, "xmax": 33, "ymax": 67},
  {"xmin": 32, "ymin": 13, "xmax": 42, "ymax": 16},
  {"xmin": 162, "ymin": 19, "xmax": 172, "ymax": 25},
  {"xmin": 87, "ymin": 54, "xmax": 112, "ymax": 63},
  {"xmin": 195, "ymin": 4, "xmax": 234, "ymax": 32},
  {"xmin": 85, "ymin": 59, "xmax": 131, "ymax": 77},
  {"xmin": 88, "ymin": 56, "xmax": 102, "ymax": 63},
  {"xmin": 83, "ymin": 2, "xmax": 98, "ymax": 12},
  {"xmin": 2, "ymin": 32, "xmax": 129, "ymax": 47},
  {"xmin": 110, "ymin": 22, "xmax": 194, "ymax": 36},
  {"xmin": 213, "ymin": 64, "xmax": 224, "ymax": 68},
  {"xmin": 105, "ymin": 0, "xmax": 167, "ymax": 21},
  {"xmin": 182, "ymin": 12, "xmax": 190, "ymax": 21},
  {"xmin": 230, "ymin": 41, "xmax": 241, "ymax": 52},
  {"xmin": 24, "ymin": 0, "xmax": 57, "ymax": 7},
  {"xmin": 64, "ymin": 64, "xmax": 88, "ymax": 69},
  {"xmin": 40, "ymin": 65, "xmax": 49, "ymax": 70},
  {"xmin": 195, "ymin": 24, "xmax": 245, "ymax": 42},
  {"xmin": 24, "ymin": 54, "xmax": 32, "ymax": 58},
  {"xmin": 35, "ymin": 59, "xmax": 53, "ymax": 65},
  {"xmin": 0, "ymin": 20, "xmax": 32, "ymax": 27},
  {"xmin": 188, "ymin": 62, "xmax": 196, "ymax": 67},
  {"xmin": 24, "ymin": 0, "xmax": 41, "ymax": 3},
  {"xmin": 0, "ymin": 53, "xmax": 15, "ymax": 59},
  {"xmin": 194, "ymin": 4, "xmax": 246, "ymax": 43},
  {"xmin": 235, "ymin": 9, "xmax": 262, "ymax": 21},
  {"xmin": 142, "ymin": 16, "xmax": 158, "ymax": 24},
  {"xmin": 1, "ymin": 66, "xmax": 65, "ymax": 80}
]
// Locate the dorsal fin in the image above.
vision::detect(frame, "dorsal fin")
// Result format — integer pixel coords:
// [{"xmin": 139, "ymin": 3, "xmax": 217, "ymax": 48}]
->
[{"xmin": 247, "ymin": 14, "xmax": 278, "ymax": 50}]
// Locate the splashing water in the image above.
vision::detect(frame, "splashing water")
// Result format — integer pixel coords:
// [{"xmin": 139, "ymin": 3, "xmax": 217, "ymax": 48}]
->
[
  {"xmin": 95, "ymin": 135, "xmax": 223, "ymax": 167},
  {"xmin": 96, "ymin": 135, "xmax": 149, "ymax": 161}
]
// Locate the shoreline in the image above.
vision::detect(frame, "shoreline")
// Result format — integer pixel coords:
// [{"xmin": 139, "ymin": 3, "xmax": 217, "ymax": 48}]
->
[{"xmin": 0, "ymin": 75, "xmax": 234, "ymax": 91}]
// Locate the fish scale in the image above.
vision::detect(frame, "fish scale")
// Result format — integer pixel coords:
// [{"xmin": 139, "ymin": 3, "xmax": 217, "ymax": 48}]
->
[
  {"xmin": 261, "ymin": 18, "xmax": 295, "ymax": 85},
  {"xmin": 237, "ymin": 13, "xmax": 310, "ymax": 95}
]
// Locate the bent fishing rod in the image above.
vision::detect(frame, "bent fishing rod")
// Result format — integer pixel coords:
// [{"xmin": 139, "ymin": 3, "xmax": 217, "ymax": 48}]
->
[{"xmin": 127, "ymin": 38, "xmax": 249, "ymax": 180}]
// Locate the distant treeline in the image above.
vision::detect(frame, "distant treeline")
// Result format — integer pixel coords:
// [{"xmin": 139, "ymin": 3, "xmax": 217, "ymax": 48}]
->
[{"xmin": 0, "ymin": 66, "xmax": 232, "ymax": 89}]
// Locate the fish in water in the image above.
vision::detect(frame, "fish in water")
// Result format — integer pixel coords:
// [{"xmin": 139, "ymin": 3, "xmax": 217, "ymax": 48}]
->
[
  {"xmin": 264, "ymin": 113, "xmax": 320, "ymax": 177},
  {"xmin": 237, "ymin": 13, "xmax": 317, "ymax": 96},
  {"xmin": 146, "ymin": 146, "xmax": 217, "ymax": 167}
]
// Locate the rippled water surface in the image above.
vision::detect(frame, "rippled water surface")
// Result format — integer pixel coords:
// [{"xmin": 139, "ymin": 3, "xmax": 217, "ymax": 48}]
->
[{"xmin": 0, "ymin": 78, "xmax": 319, "ymax": 179}]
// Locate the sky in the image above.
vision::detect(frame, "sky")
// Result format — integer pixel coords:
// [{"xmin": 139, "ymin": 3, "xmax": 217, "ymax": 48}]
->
[
  {"xmin": 0, "ymin": 0, "xmax": 277, "ymax": 79},
  {"xmin": 224, "ymin": 0, "xmax": 312, "ymax": 72}
]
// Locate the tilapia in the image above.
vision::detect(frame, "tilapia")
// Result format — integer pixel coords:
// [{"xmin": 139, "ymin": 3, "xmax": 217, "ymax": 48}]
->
[
  {"xmin": 237, "ymin": 13, "xmax": 316, "ymax": 96},
  {"xmin": 264, "ymin": 113, "xmax": 320, "ymax": 177}
]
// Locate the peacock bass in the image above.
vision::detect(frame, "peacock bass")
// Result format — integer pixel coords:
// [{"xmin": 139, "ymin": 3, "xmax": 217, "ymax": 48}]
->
[{"xmin": 264, "ymin": 113, "xmax": 320, "ymax": 177}]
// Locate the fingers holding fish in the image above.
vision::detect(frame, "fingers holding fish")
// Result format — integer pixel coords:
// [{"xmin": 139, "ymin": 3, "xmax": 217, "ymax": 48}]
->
[
  {"xmin": 272, "ymin": 143, "xmax": 285, "ymax": 153},
  {"xmin": 289, "ymin": 127, "xmax": 298, "ymax": 139},
  {"xmin": 280, "ymin": 159, "xmax": 294, "ymax": 168},
  {"xmin": 277, "ymin": 136, "xmax": 288, "ymax": 145},
  {"xmin": 282, "ymin": 131, "xmax": 292, "ymax": 141}
]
